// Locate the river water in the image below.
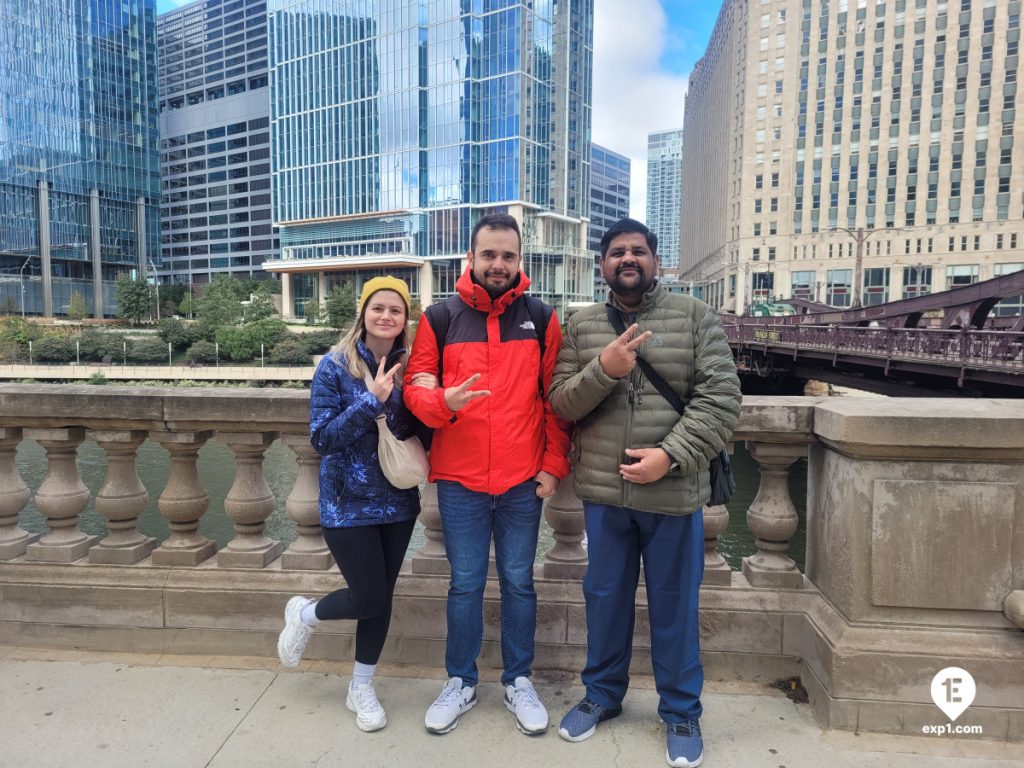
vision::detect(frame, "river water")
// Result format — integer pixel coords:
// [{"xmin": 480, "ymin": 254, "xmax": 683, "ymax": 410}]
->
[{"xmin": 15, "ymin": 440, "xmax": 806, "ymax": 571}]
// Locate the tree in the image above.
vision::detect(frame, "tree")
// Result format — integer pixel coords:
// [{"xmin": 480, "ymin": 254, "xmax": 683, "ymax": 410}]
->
[
  {"xmin": 115, "ymin": 277, "xmax": 153, "ymax": 326},
  {"xmin": 178, "ymin": 292, "xmax": 194, "ymax": 319},
  {"xmin": 324, "ymin": 283, "xmax": 357, "ymax": 329},
  {"xmin": 66, "ymin": 292, "xmax": 89, "ymax": 322},
  {"xmin": 194, "ymin": 275, "xmax": 244, "ymax": 340},
  {"xmin": 302, "ymin": 299, "xmax": 323, "ymax": 325},
  {"xmin": 243, "ymin": 287, "xmax": 278, "ymax": 323},
  {"xmin": 409, "ymin": 298, "xmax": 423, "ymax": 325}
]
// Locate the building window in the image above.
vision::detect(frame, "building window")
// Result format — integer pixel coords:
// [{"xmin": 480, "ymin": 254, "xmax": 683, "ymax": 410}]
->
[
  {"xmin": 903, "ymin": 266, "xmax": 932, "ymax": 298},
  {"xmin": 826, "ymin": 269, "xmax": 852, "ymax": 307}
]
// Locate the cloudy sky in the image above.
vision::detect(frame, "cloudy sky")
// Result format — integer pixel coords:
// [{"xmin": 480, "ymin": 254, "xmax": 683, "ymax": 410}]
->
[{"xmin": 156, "ymin": 0, "xmax": 719, "ymax": 217}]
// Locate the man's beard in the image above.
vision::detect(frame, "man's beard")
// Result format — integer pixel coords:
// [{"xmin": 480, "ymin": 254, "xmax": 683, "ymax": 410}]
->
[
  {"xmin": 475, "ymin": 270, "xmax": 516, "ymax": 299},
  {"xmin": 607, "ymin": 266, "xmax": 654, "ymax": 297}
]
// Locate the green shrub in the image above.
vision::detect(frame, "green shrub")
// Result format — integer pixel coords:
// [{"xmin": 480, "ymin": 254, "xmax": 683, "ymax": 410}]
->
[
  {"xmin": 76, "ymin": 329, "xmax": 126, "ymax": 362},
  {"xmin": 157, "ymin": 318, "xmax": 197, "ymax": 350},
  {"xmin": 33, "ymin": 335, "xmax": 75, "ymax": 362},
  {"xmin": 300, "ymin": 329, "xmax": 340, "ymax": 355},
  {"xmin": 87, "ymin": 371, "xmax": 107, "ymax": 385},
  {"xmin": 128, "ymin": 337, "xmax": 169, "ymax": 363},
  {"xmin": 269, "ymin": 338, "xmax": 313, "ymax": 365},
  {"xmin": 214, "ymin": 326, "xmax": 257, "ymax": 361},
  {"xmin": 185, "ymin": 340, "xmax": 218, "ymax": 364}
]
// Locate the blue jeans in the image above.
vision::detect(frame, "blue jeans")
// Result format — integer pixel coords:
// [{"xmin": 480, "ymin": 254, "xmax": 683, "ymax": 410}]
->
[
  {"xmin": 436, "ymin": 479, "xmax": 543, "ymax": 688},
  {"xmin": 581, "ymin": 503, "xmax": 705, "ymax": 723}
]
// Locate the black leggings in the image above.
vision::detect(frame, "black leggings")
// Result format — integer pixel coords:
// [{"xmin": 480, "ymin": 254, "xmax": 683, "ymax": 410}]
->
[{"xmin": 317, "ymin": 519, "xmax": 416, "ymax": 665}]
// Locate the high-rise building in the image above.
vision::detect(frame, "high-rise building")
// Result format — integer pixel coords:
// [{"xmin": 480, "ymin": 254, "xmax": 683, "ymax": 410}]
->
[
  {"xmin": 681, "ymin": 0, "xmax": 1024, "ymax": 316},
  {"xmin": 646, "ymin": 128, "xmax": 683, "ymax": 272},
  {"xmin": 589, "ymin": 144, "xmax": 631, "ymax": 251},
  {"xmin": 266, "ymin": 0, "xmax": 594, "ymax": 317},
  {"xmin": 0, "ymin": 0, "xmax": 159, "ymax": 317},
  {"xmin": 156, "ymin": 0, "xmax": 276, "ymax": 285},
  {"xmin": 588, "ymin": 143, "xmax": 630, "ymax": 300}
]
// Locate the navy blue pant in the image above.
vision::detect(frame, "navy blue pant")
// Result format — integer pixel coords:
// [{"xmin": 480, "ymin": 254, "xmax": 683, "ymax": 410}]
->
[{"xmin": 581, "ymin": 503, "xmax": 705, "ymax": 724}]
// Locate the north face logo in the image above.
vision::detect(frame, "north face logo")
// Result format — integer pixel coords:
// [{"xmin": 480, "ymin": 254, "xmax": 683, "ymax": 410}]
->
[{"xmin": 520, "ymin": 321, "xmax": 535, "ymax": 330}]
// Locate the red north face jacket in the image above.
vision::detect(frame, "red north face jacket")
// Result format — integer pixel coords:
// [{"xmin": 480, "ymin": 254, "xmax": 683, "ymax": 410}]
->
[{"xmin": 403, "ymin": 267, "xmax": 571, "ymax": 495}]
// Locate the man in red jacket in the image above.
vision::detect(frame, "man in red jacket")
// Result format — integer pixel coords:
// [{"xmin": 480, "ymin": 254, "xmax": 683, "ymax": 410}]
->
[{"xmin": 404, "ymin": 213, "xmax": 571, "ymax": 736}]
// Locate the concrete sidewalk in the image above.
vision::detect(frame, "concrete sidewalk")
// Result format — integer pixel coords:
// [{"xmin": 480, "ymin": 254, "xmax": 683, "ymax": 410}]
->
[{"xmin": 1, "ymin": 647, "xmax": 1021, "ymax": 768}]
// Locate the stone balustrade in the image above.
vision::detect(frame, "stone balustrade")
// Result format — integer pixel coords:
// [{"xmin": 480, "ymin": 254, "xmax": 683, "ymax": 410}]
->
[{"xmin": 0, "ymin": 384, "xmax": 1021, "ymax": 742}]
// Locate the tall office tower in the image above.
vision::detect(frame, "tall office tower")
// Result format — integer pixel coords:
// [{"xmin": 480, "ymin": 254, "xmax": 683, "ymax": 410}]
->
[
  {"xmin": 267, "ymin": 0, "xmax": 594, "ymax": 317},
  {"xmin": 589, "ymin": 143, "xmax": 630, "ymax": 299},
  {"xmin": 646, "ymin": 128, "xmax": 684, "ymax": 273},
  {"xmin": 681, "ymin": 0, "xmax": 1024, "ymax": 316},
  {"xmin": 157, "ymin": 0, "xmax": 276, "ymax": 285},
  {"xmin": 589, "ymin": 144, "xmax": 631, "ymax": 251},
  {"xmin": 0, "ymin": 0, "xmax": 159, "ymax": 318}
]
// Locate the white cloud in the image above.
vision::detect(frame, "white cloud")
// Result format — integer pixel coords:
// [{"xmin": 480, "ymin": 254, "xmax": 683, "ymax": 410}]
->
[{"xmin": 591, "ymin": 0, "xmax": 689, "ymax": 219}]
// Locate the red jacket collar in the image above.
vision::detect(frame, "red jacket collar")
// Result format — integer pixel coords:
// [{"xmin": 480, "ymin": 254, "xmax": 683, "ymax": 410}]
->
[{"xmin": 456, "ymin": 265, "xmax": 531, "ymax": 314}]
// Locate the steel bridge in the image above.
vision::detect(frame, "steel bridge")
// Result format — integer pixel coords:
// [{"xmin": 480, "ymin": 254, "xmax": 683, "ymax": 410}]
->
[{"xmin": 724, "ymin": 270, "xmax": 1024, "ymax": 396}]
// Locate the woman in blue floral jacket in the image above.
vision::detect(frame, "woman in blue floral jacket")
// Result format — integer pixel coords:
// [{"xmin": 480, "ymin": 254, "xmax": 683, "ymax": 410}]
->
[{"xmin": 277, "ymin": 276, "xmax": 421, "ymax": 733}]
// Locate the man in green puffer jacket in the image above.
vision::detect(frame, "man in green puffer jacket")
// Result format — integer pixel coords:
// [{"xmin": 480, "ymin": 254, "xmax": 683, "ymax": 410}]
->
[{"xmin": 549, "ymin": 218, "xmax": 741, "ymax": 768}]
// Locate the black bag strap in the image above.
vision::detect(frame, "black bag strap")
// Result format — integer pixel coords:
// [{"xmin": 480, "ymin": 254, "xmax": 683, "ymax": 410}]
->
[{"xmin": 605, "ymin": 304, "xmax": 686, "ymax": 416}]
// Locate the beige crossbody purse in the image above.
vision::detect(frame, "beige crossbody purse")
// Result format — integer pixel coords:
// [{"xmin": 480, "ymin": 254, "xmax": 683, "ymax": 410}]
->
[{"xmin": 362, "ymin": 367, "xmax": 429, "ymax": 489}]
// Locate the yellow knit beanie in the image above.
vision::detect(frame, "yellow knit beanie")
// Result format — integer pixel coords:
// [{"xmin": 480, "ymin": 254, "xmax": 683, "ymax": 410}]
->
[{"xmin": 357, "ymin": 276, "xmax": 412, "ymax": 316}]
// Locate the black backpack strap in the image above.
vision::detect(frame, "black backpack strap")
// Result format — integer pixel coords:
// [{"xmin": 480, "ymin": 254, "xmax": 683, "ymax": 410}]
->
[
  {"xmin": 605, "ymin": 304, "xmax": 685, "ymax": 416},
  {"xmin": 524, "ymin": 295, "xmax": 553, "ymax": 395},
  {"xmin": 423, "ymin": 299, "xmax": 452, "ymax": 381}
]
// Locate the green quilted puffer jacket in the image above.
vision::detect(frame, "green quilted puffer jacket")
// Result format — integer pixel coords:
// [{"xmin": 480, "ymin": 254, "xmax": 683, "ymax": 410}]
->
[{"xmin": 549, "ymin": 283, "xmax": 742, "ymax": 515}]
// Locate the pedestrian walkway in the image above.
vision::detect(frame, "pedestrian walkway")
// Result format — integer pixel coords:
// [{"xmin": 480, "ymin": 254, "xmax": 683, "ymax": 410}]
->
[{"xmin": 1, "ymin": 646, "xmax": 1020, "ymax": 768}]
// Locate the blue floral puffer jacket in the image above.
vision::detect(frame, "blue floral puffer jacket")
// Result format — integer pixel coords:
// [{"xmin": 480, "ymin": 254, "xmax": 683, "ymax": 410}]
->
[{"xmin": 310, "ymin": 340, "xmax": 421, "ymax": 528}]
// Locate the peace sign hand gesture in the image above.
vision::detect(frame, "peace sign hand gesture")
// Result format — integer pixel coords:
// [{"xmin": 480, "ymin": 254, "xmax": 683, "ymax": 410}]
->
[
  {"xmin": 370, "ymin": 357, "xmax": 403, "ymax": 403},
  {"xmin": 598, "ymin": 323, "xmax": 653, "ymax": 378},
  {"xmin": 444, "ymin": 373, "xmax": 491, "ymax": 412}
]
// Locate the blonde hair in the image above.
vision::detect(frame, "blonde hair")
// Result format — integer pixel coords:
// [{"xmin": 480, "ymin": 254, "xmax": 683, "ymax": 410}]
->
[{"xmin": 329, "ymin": 290, "xmax": 409, "ymax": 380}]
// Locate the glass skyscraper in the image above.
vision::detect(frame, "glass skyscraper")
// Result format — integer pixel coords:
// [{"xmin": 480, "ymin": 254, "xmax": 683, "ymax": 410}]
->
[
  {"xmin": 588, "ymin": 143, "xmax": 630, "ymax": 252},
  {"xmin": 588, "ymin": 142, "xmax": 630, "ymax": 300},
  {"xmin": 267, "ymin": 0, "xmax": 593, "ymax": 316},
  {"xmin": 157, "ymin": 0, "xmax": 278, "ymax": 284},
  {"xmin": 0, "ymin": 0, "xmax": 159, "ymax": 317},
  {"xmin": 646, "ymin": 128, "xmax": 683, "ymax": 272}
]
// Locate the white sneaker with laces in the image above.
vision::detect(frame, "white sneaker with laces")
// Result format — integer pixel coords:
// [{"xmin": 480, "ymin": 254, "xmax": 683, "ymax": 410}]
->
[
  {"xmin": 346, "ymin": 681, "xmax": 387, "ymax": 732},
  {"xmin": 504, "ymin": 676, "xmax": 549, "ymax": 735},
  {"xmin": 424, "ymin": 677, "xmax": 477, "ymax": 734},
  {"xmin": 276, "ymin": 596, "xmax": 314, "ymax": 668}
]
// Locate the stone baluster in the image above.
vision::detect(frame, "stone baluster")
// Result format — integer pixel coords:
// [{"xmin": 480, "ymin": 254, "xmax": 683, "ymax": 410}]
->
[
  {"xmin": 702, "ymin": 444, "xmax": 734, "ymax": 586},
  {"xmin": 151, "ymin": 430, "xmax": 216, "ymax": 566},
  {"xmin": 1005, "ymin": 590, "xmax": 1024, "ymax": 630},
  {"xmin": 411, "ymin": 483, "xmax": 449, "ymax": 574},
  {"xmin": 0, "ymin": 427, "xmax": 37, "ymax": 559},
  {"xmin": 217, "ymin": 432, "xmax": 283, "ymax": 568},
  {"xmin": 280, "ymin": 433, "xmax": 331, "ymax": 570},
  {"xmin": 87, "ymin": 430, "xmax": 155, "ymax": 564},
  {"xmin": 542, "ymin": 468, "xmax": 587, "ymax": 579},
  {"xmin": 741, "ymin": 441, "xmax": 807, "ymax": 588},
  {"xmin": 25, "ymin": 428, "xmax": 96, "ymax": 562},
  {"xmin": 702, "ymin": 504, "xmax": 732, "ymax": 586}
]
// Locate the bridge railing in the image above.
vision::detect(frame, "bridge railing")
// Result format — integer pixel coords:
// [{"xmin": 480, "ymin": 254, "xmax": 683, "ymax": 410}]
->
[
  {"xmin": 2, "ymin": 386, "xmax": 1023, "ymax": 742},
  {"xmin": 728, "ymin": 323, "xmax": 1024, "ymax": 370},
  {"xmin": 0, "ymin": 386, "xmax": 814, "ymax": 589}
]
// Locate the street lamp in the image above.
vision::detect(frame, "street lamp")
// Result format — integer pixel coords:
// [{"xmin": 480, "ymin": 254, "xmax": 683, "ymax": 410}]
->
[{"xmin": 829, "ymin": 226, "xmax": 890, "ymax": 309}]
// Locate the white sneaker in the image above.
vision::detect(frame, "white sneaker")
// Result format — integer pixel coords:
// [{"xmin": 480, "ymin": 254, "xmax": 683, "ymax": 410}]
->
[
  {"xmin": 346, "ymin": 681, "xmax": 387, "ymax": 732},
  {"xmin": 424, "ymin": 677, "xmax": 477, "ymax": 734},
  {"xmin": 276, "ymin": 596, "xmax": 314, "ymax": 668},
  {"xmin": 504, "ymin": 676, "xmax": 549, "ymax": 735}
]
